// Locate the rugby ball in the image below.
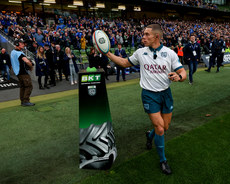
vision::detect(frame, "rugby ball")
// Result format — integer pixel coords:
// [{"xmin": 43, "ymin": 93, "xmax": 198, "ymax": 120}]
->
[{"xmin": 93, "ymin": 30, "xmax": 110, "ymax": 54}]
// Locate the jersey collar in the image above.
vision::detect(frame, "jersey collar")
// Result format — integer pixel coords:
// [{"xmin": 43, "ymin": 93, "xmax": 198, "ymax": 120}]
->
[{"xmin": 149, "ymin": 43, "xmax": 163, "ymax": 52}]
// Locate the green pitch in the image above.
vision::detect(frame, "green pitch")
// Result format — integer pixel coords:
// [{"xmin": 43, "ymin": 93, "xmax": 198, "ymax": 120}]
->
[
  {"xmin": 0, "ymin": 67, "xmax": 230, "ymax": 184},
  {"xmin": 80, "ymin": 111, "xmax": 230, "ymax": 184}
]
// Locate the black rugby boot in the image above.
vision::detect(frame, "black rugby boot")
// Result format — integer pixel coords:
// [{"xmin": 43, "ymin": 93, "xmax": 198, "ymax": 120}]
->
[{"xmin": 160, "ymin": 161, "xmax": 172, "ymax": 175}]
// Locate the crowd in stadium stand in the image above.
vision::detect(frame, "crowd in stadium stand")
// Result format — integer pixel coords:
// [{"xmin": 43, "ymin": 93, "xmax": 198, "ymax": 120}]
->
[
  {"xmin": 0, "ymin": 11, "xmax": 230, "ymax": 87},
  {"xmin": 161, "ymin": 0, "xmax": 218, "ymax": 9},
  {"xmin": 1, "ymin": 12, "xmax": 229, "ymax": 53}
]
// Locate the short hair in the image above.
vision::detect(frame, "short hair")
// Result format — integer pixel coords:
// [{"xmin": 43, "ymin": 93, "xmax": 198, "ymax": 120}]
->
[{"xmin": 146, "ymin": 24, "xmax": 163, "ymax": 38}]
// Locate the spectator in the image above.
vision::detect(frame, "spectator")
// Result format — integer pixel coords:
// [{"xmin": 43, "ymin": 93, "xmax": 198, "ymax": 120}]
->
[
  {"xmin": 44, "ymin": 44, "xmax": 56, "ymax": 87},
  {"xmin": 117, "ymin": 32, "xmax": 124, "ymax": 45},
  {"xmin": 55, "ymin": 44, "xmax": 67, "ymax": 81},
  {"xmin": 33, "ymin": 28, "xmax": 45, "ymax": 46},
  {"xmin": 80, "ymin": 34, "xmax": 87, "ymax": 50},
  {"xmin": 63, "ymin": 32, "xmax": 71, "ymax": 47},
  {"xmin": 110, "ymin": 34, "xmax": 116, "ymax": 48},
  {"xmin": 202, "ymin": 38, "xmax": 211, "ymax": 55},
  {"xmin": 123, "ymin": 32, "xmax": 129, "ymax": 48},
  {"xmin": 64, "ymin": 47, "xmax": 79, "ymax": 85},
  {"xmin": 44, "ymin": 33, "xmax": 51, "ymax": 46},
  {"xmin": 35, "ymin": 46, "xmax": 50, "ymax": 89},
  {"xmin": 99, "ymin": 54, "xmax": 109, "ymax": 80},
  {"xmin": 183, "ymin": 35, "xmax": 201, "ymax": 84},
  {"xmin": 75, "ymin": 35, "xmax": 81, "ymax": 51},
  {"xmin": 136, "ymin": 32, "xmax": 142, "ymax": 48},
  {"xmin": 86, "ymin": 47, "xmax": 100, "ymax": 69},
  {"xmin": 0, "ymin": 48, "xmax": 11, "ymax": 81},
  {"xmin": 8, "ymin": 24, "xmax": 14, "ymax": 37},
  {"xmin": 29, "ymin": 42, "xmax": 38, "ymax": 55},
  {"xmin": 129, "ymin": 32, "xmax": 136, "ymax": 48},
  {"xmin": 114, "ymin": 43, "xmax": 127, "ymax": 82},
  {"xmin": 85, "ymin": 31, "xmax": 93, "ymax": 47},
  {"xmin": 24, "ymin": 31, "xmax": 34, "ymax": 50}
]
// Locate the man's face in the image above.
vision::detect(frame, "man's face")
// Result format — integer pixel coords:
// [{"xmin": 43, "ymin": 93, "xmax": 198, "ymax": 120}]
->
[
  {"xmin": 1, "ymin": 48, "xmax": 6, "ymax": 54},
  {"xmin": 56, "ymin": 46, "xmax": 60, "ymax": 51},
  {"xmin": 142, "ymin": 28, "xmax": 156, "ymax": 47},
  {"xmin": 19, "ymin": 42, "xmax": 25, "ymax": 49},
  {"xmin": 118, "ymin": 44, "xmax": 122, "ymax": 50},
  {"xmin": 33, "ymin": 43, "xmax": 37, "ymax": 48},
  {"xmin": 190, "ymin": 36, "xmax": 195, "ymax": 43}
]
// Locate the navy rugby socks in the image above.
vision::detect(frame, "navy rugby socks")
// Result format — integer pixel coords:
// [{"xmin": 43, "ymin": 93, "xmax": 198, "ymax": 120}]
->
[
  {"xmin": 148, "ymin": 128, "xmax": 155, "ymax": 140},
  {"xmin": 154, "ymin": 134, "xmax": 166, "ymax": 162}
]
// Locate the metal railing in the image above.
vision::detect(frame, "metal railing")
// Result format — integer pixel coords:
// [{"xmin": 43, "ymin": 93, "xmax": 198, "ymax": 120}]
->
[{"xmin": 0, "ymin": 29, "xmax": 35, "ymax": 61}]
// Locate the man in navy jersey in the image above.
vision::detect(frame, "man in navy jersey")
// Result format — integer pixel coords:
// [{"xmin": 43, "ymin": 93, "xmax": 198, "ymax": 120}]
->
[{"xmin": 106, "ymin": 24, "xmax": 186, "ymax": 175}]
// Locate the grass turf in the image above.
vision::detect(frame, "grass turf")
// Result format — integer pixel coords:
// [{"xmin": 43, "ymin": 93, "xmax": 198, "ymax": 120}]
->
[
  {"xmin": 0, "ymin": 67, "xmax": 230, "ymax": 183},
  {"xmin": 80, "ymin": 111, "xmax": 230, "ymax": 184}
]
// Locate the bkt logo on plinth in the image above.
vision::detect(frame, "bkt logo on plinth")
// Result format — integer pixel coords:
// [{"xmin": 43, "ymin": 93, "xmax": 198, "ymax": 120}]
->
[{"xmin": 81, "ymin": 74, "xmax": 101, "ymax": 83}]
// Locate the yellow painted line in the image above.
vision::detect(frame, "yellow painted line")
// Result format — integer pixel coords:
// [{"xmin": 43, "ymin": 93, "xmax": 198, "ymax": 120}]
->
[
  {"xmin": 0, "ymin": 99, "xmax": 21, "ymax": 110},
  {"xmin": 0, "ymin": 89, "xmax": 79, "ymax": 110}
]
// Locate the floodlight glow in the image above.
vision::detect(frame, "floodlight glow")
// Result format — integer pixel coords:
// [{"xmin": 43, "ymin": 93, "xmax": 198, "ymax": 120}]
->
[
  {"xmin": 90, "ymin": 7, "xmax": 98, "ymax": 10},
  {"xmin": 44, "ymin": 0, "xmax": 56, "ymax": 3},
  {"xmin": 73, "ymin": 0, "xmax": 83, "ymax": 6},
  {"xmin": 118, "ymin": 5, "xmax": 126, "ymax": 10},
  {"xmin": 111, "ymin": 8, "xmax": 119, "ymax": 11},
  {"xmin": 39, "ymin": 3, "xmax": 51, "ymax": 5},
  {"xmin": 96, "ymin": 3, "xmax": 105, "ymax": 8},
  {"xmin": 68, "ymin": 5, "xmax": 77, "ymax": 8},
  {"xmin": 9, "ymin": 0, "xmax": 22, "ymax": 3}
]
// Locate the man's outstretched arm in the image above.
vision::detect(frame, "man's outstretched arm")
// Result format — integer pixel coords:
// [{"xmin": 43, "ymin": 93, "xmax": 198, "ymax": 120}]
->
[{"xmin": 106, "ymin": 51, "xmax": 132, "ymax": 68}]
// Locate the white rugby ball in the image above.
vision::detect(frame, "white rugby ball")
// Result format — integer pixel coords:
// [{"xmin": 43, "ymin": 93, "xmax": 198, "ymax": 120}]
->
[{"xmin": 93, "ymin": 30, "xmax": 110, "ymax": 54}]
